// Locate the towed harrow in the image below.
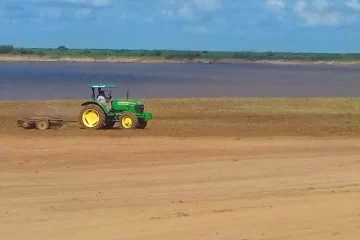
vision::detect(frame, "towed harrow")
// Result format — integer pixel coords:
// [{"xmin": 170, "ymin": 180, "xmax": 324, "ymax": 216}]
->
[{"xmin": 17, "ymin": 115, "xmax": 65, "ymax": 130}]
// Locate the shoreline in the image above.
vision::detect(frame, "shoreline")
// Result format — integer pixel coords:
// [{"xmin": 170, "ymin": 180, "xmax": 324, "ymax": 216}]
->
[{"xmin": 1, "ymin": 55, "xmax": 360, "ymax": 66}]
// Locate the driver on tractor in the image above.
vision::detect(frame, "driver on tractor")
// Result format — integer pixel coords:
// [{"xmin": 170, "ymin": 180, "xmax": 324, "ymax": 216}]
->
[{"xmin": 97, "ymin": 90, "xmax": 112, "ymax": 112}]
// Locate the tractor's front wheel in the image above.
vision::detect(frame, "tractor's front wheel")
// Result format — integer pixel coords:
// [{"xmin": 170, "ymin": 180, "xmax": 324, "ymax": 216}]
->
[
  {"xmin": 137, "ymin": 119, "xmax": 148, "ymax": 129},
  {"xmin": 79, "ymin": 104, "xmax": 106, "ymax": 130},
  {"xmin": 119, "ymin": 111, "xmax": 138, "ymax": 130}
]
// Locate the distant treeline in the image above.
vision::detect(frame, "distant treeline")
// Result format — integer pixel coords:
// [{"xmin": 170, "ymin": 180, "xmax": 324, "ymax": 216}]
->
[{"xmin": 1, "ymin": 44, "xmax": 360, "ymax": 61}]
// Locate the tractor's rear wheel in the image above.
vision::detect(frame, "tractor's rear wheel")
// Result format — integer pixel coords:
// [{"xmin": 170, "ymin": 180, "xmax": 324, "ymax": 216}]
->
[
  {"xmin": 79, "ymin": 104, "xmax": 106, "ymax": 130},
  {"xmin": 119, "ymin": 111, "xmax": 138, "ymax": 130}
]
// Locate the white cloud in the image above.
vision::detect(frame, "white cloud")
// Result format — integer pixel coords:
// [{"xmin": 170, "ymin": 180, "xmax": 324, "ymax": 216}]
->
[
  {"xmin": 164, "ymin": 0, "xmax": 221, "ymax": 15},
  {"xmin": 89, "ymin": 0, "xmax": 111, "ymax": 7},
  {"xmin": 33, "ymin": 0, "xmax": 112, "ymax": 8},
  {"xmin": 62, "ymin": 0, "xmax": 111, "ymax": 7},
  {"xmin": 295, "ymin": 0, "xmax": 341, "ymax": 26},
  {"xmin": 264, "ymin": 0, "xmax": 360, "ymax": 26},
  {"xmin": 266, "ymin": 0, "xmax": 285, "ymax": 8},
  {"xmin": 158, "ymin": 0, "xmax": 222, "ymax": 34},
  {"xmin": 76, "ymin": 8, "xmax": 92, "ymax": 18},
  {"xmin": 178, "ymin": 4, "xmax": 194, "ymax": 20},
  {"xmin": 39, "ymin": 8, "xmax": 62, "ymax": 18},
  {"xmin": 193, "ymin": 0, "xmax": 221, "ymax": 10},
  {"xmin": 346, "ymin": 0, "xmax": 360, "ymax": 10},
  {"xmin": 28, "ymin": 0, "xmax": 111, "ymax": 20},
  {"xmin": 313, "ymin": 0, "xmax": 328, "ymax": 11},
  {"xmin": 159, "ymin": 9, "xmax": 174, "ymax": 18},
  {"xmin": 162, "ymin": 0, "xmax": 221, "ymax": 21}
]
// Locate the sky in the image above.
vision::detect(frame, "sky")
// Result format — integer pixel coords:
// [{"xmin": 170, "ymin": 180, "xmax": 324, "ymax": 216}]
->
[{"xmin": 1, "ymin": 0, "xmax": 360, "ymax": 52}]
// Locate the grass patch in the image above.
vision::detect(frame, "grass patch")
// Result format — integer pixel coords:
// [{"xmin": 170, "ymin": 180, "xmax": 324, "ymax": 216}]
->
[{"xmin": 2, "ymin": 44, "xmax": 360, "ymax": 62}]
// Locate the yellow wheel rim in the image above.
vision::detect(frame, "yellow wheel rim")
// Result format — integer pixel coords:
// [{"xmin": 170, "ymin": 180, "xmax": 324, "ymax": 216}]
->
[
  {"xmin": 121, "ymin": 116, "xmax": 133, "ymax": 129},
  {"xmin": 82, "ymin": 109, "xmax": 100, "ymax": 128}
]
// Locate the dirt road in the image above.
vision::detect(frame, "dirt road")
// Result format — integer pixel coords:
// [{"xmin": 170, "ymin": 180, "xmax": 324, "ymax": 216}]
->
[
  {"xmin": 1, "ymin": 99, "xmax": 360, "ymax": 239},
  {"xmin": 1, "ymin": 136, "xmax": 360, "ymax": 240}
]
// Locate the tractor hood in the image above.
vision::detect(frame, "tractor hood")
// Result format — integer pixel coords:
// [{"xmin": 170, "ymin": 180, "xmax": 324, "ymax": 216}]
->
[{"xmin": 114, "ymin": 99, "xmax": 143, "ymax": 105}]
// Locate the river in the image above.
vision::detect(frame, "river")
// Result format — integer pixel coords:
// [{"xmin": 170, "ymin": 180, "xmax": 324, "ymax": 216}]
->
[{"xmin": 1, "ymin": 61, "xmax": 360, "ymax": 100}]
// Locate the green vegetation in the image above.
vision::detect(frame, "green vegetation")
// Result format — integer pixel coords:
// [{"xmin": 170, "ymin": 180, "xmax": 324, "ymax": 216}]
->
[{"xmin": 1, "ymin": 44, "xmax": 360, "ymax": 62}]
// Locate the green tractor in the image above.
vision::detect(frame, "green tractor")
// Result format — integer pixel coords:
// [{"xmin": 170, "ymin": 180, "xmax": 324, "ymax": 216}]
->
[{"xmin": 79, "ymin": 84, "xmax": 152, "ymax": 130}]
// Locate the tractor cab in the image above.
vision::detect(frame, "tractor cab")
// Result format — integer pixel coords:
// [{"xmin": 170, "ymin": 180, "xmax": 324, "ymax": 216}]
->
[{"xmin": 89, "ymin": 84, "xmax": 116, "ymax": 102}]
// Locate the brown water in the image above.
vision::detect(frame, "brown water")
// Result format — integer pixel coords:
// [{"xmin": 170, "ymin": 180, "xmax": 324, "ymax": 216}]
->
[{"xmin": 1, "ymin": 61, "xmax": 360, "ymax": 100}]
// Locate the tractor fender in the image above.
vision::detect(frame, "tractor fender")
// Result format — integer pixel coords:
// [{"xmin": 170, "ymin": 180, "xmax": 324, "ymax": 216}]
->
[{"xmin": 81, "ymin": 101, "xmax": 108, "ymax": 113}]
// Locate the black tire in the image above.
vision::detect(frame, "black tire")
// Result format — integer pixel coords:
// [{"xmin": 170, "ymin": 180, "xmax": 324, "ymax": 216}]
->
[
  {"xmin": 137, "ymin": 119, "xmax": 148, "ymax": 129},
  {"xmin": 79, "ymin": 104, "xmax": 106, "ymax": 130},
  {"xmin": 119, "ymin": 111, "xmax": 138, "ymax": 130},
  {"xmin": 105, "ymin": 121, "xmax": 116, "ymax": 129},
  {"xmin": 36, "ymin": 120, "xmax": 49, "ymax": 130}
]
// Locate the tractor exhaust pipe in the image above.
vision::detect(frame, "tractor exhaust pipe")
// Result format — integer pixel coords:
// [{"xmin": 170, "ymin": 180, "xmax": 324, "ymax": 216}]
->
[{"xmin": 126, "ymin": 89, "xmax": 130, "ymax": 100}]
